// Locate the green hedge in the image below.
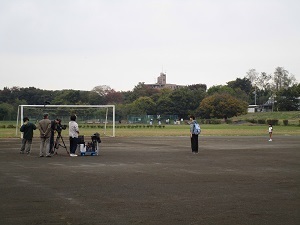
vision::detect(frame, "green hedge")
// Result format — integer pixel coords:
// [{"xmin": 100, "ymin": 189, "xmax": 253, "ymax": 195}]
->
[
  {"xmin": 199, "ymin": 119, "xmax": 222, "ymax": 124},
  {"xmin": 245, "ymin": 119, "xmax": 258, "ymax": 124},
  {"xmin": 225, "ymin": 119, "xmax": 233, "ymax": 124},
  {"xmin": 257, "ymin": 119, "xmax": 266, "ymax": 124},
  {"xmin": 266, "ymin": 119, "xmax": 279, "ymax": 125}
]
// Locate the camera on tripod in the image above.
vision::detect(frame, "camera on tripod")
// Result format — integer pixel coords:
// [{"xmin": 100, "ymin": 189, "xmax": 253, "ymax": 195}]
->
[
  {"xmin": 52, "ymin": 120, "xmax": 68, "ymax": 155},
  {"xmin": 55, "ymin": 122, "xmax": 67, "ymax": 134}
]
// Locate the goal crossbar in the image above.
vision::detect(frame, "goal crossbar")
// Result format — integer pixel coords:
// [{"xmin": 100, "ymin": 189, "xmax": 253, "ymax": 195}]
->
[{"xmin": 16, "ymin": 105, "xmax": 115, "ymax": 137}]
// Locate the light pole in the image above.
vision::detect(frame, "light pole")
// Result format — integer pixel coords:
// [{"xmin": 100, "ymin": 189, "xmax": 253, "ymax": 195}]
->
[{"xmin": 254, "ymin": 86, "xmax": 257, "ymax": 105}]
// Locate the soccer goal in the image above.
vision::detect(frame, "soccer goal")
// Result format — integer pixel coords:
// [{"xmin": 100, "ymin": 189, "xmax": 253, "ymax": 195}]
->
[{"xmin": 16, "ymin": 105, "xmax": 115, "ymax": 137}]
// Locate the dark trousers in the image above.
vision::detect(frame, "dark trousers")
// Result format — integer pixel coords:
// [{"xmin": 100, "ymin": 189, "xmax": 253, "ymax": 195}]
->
[
  {"xmin": 20, "ymin": 138, "xmax": 32, "ymax": 154},
  {"xmin": 50, "ymin": 132, "xmax": 55, "ymax": 153},
  {"xmin": 191, "ymin": 134, "xmax": 199, "ymax": 153},
  {"xmin": 69, "ymin": 137, "xmax": 78, "ymax": 154}
]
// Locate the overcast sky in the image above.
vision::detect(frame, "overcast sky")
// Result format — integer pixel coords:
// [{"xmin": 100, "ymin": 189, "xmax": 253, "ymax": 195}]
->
[{"xmin": 0, "ymin": 0, "xmax": 299, "ymax": 92}]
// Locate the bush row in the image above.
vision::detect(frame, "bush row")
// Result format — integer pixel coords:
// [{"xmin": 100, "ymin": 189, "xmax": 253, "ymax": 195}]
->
[
  {"xmin": 1, "ymin": 120, "xmax": 300, "ymax": 128},
  {"xmin": 199, "ymin": 119, "xmax": 222, "ymax": 124},
  {"xmin": 79, "ymin": 125, "xmax": 166, "ymax": 128},
  {"xmin": 0, "ymin": 124, "xmax": 16, "ymax": 128},
  {"xmin": 245, "ymin": 119, "xmax": 300, "ymax": 126},
  {"xmin": 116, "ymin": 125, "xmax": 165, "ymax": 128}
]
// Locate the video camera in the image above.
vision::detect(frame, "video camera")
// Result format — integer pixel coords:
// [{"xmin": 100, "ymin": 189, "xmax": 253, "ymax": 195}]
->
[
  {"xmin": 85, "ymin": 133, "xmax": 101, "ymax": 152},
  {"xmin": 91, "ymin": 132, "xmax": 101, "ymax": 144},
  {"xmin": 56, "ymin": 122, "xmax": 67, "ymax": 134}
]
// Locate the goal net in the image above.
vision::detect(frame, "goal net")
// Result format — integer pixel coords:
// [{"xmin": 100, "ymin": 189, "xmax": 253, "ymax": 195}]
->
[{"xmin": 16, "ymin": 105, "xmax": 115, "ymax": 137}]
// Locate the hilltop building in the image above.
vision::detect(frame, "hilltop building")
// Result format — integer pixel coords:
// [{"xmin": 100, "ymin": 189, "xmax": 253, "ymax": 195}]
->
[{"xmin": 145, "ymin": 72, "xmax": 185, "ymax": 90}]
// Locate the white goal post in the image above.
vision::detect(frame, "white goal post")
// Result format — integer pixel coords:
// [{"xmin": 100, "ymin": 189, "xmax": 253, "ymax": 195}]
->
[{"xmin": 16, "ymin": 105, "xmax": 115, "ymax": 137}]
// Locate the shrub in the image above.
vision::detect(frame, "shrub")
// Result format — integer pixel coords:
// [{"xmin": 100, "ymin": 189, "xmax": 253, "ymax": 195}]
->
[
  {"xmin": 208, "ymin": 119, "xmax": 222, "ymax": 124},
  {"xmin": 0, "ymin": 125, "xmax": 5, "ymax": 128},
  {"xmin": 283, "ymin": 120, "xmax": 288, "ymax": 126},
  {"xmin": 199, "ymin": 119, "xmax": 206, "ymax": 124},
  {"xmin": 266, "ymin": 119, "xmax": 279, "ymax": 125},
  {"xmin": 7, "ymin": 124, "xmax": 16, "ymax": 128},
  {"xmin": 225, "ymin": 119, "xmax": 232, "ymax": 124},
  {"xmin": 257, "ymin": 119, "xmax": 266, "ymax": 124},
  {"xmin": 246, "ymin": 119, "xmax": 257, "ymax": 124}
]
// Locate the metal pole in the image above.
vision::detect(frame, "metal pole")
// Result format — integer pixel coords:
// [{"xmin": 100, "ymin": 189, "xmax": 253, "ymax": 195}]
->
[
  {"xmin": 16, "ymin": 105, "xmax": 20, "ymax": 137},
  {"xmin": 113, "ymin": 105, "xmax": 115, "ymax": 137},
  {"xmin": 254, "ymin": 86, "xmax": 257, "ymax": 105}
]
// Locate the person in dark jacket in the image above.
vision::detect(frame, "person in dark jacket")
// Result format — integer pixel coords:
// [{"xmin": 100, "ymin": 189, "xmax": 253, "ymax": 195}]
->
[
  {"xmin": 189, "ymin": 115, "xmax": 199, "ymax": 154},
  {"xmin": 20, "ymin": 117, "xmax": 36, "ymax": 155}
]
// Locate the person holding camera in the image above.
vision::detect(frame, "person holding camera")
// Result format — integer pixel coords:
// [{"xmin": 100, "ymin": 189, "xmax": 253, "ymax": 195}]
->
[
  {"xmin": 20, "ymin": 117, "xmax": 36, "ymax": 155},
  {"xmin": 49, "ymin": 118, "xmax": 61, "ymax": 154},
  {"xmin": 69, "ymin": 114, "xmax": 79, "ymax": 157}
]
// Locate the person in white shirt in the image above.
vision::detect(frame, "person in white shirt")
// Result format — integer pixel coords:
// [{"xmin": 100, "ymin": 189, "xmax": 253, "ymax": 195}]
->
[
  {"xmin": 268, "ymin": 124, "xmax": 273, "ymax": 141},
  {"xmin": 69, "ymin": 115, "xmax": 79, "ymax": 157}
]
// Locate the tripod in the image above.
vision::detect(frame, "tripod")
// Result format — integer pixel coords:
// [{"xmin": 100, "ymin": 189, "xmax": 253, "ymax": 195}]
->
[{"xmin": 53, "ymin": 132, "xmax": 69, "ymax": 155}]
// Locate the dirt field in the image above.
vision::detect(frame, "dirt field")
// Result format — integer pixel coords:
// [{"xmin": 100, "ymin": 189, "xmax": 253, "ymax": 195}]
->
[{"xmin": 0, "ymin": 136, "xmax": 299, "ymax": 225}]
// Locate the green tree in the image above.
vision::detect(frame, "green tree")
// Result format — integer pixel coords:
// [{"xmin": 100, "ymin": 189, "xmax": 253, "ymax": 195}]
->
[
  {"xmin": 0, "ymin": 86, "xmax": 21, "ymax": 103},
  {"xmin": 87, "ymin": 91, "xmax": 105, "ymax": 105},
  {"xmin": 125, "ymin": 82, "xmax": 159, "ymax": 103},
  {"xmin": 198, "ymin": 93, "xmax": 248, "ymax": 119},
  {"xmin": 18, "ymin": 87, "xmax": 52, "ymax": 105},
  {"xmin": 129, "ymin": 97, "xmax": 156, "ymax": 115},
  {"xmin": 207, "ymin": 85, "xmax": 235, "ymax": 96},
  {"xmin": 275, "ymin": 84, "xmax": 300, "ymax": 111},
  {"xmin": 169, "ymin": 88, "xmax": 194, "ymax": 118},
  {"xmin": 105, "ymin": 89, "xmax": 124, "ymax": 104},
  {"xmin": 156, "ymin": 96, "xmax": 176, "ymax": 115},
  {"xmin": 227, "ymin": 78, "xmax": 252, "ymax": 95},
  {"xmin": 0, "ymin": 103, "xmax": 14, "ymax": 120},
  {"xmin": 207, "ymin": 84, "xmax": 249, "ymax": 103},
  {"xmin": 52, "ymin": 90, "xmax": 81, "ymax": 104}
]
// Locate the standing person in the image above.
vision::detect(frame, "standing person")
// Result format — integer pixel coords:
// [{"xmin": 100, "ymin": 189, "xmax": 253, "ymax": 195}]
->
[
  {"xmin": 49, "ymin": 118, "xmax": 61, "ymax": 154},
  {"xmin": 20, "ymin": 117, "xmax": 36, "ymax": 155},
  {"xmin": 69, "ymin": 114, "xmax": 79, "ymax": 157},
  {"xmin": 268, "ymin": 124, "xmax": 273, "ymax": 141},
  {"xmin": 149, "ymin": 119, "xmax": 153, "ymax": 125},
  {"xmin": 189, "ymin": 115, "xmax": 200, "ymax": 154},
  {"xmin": 38, "ymin": 113, "xmax": 52, "ymax": 157}
]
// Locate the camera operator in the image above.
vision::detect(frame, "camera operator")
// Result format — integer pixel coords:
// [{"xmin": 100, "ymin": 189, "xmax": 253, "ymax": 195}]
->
[{"xmin": 50, "ymin": 118, "xmax": 61, "ymax": 154}]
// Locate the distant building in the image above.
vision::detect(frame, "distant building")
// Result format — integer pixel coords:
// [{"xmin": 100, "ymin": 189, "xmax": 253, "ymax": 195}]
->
[
  {"xmin": 247, "ymin": 105, "xmax": 259, "ymax": 113},
  {"xmin": 144, "ymin": 72, "xmax": 185, "ymax": 90}
]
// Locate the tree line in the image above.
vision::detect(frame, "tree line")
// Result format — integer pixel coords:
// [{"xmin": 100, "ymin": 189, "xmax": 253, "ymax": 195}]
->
[{"xmin": 0, "ymin": 67, "xmax": 299, "ymax": 121}]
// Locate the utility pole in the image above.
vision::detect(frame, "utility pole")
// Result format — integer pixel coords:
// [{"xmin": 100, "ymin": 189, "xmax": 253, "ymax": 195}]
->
[{"xmin": 254, "ymin": 86, "xmax": 257, "ymax": 105}]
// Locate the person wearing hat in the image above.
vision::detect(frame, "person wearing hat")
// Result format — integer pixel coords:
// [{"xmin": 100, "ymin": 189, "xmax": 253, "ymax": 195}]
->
[
  {"xmin": 38, "ymin": 113, "xmax": 52, "ymax": 157},
  {"xmin": 20, "ymin": 117, "xmax": 36, "ymax": 155}
]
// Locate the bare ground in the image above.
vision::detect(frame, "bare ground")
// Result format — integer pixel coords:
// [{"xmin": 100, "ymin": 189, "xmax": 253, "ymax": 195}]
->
[{"xmin": 0, "ymin": 135, "xmax": 299, "ymax": 225}]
